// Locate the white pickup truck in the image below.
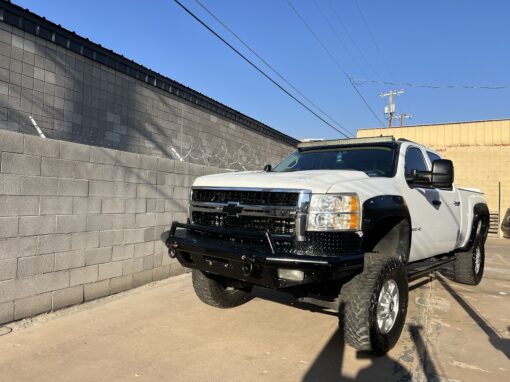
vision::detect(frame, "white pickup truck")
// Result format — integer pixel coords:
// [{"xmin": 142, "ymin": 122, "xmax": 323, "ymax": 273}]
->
[{"xmin": 162, "ymin": 136, "xmax": 489, "ymax": 354}]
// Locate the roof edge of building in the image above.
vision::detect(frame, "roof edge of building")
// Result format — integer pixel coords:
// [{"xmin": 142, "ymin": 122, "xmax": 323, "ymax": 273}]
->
[
  {"xmin": 0, "ymin": 1, "xmax": 298, "ymax": 147},
  {"xmin": 358, "ymin": 117, "xmax": 510, "ymax": 131}
]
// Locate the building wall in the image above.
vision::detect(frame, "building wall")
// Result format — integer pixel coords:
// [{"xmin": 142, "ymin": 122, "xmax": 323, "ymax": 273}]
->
[
  {"xmin": 0, "ymin": 129, "xmax": 226, "ymax": 324},
  {"xmin": 357, "ymin": 120, "xmax": 510, "ymax": 234},
  {"xmin": 0, "ymin": 8, "xmax": 295, "ymax": 170}
]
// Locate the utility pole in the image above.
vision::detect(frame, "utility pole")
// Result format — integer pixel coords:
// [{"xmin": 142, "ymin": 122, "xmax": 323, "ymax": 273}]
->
[
  {"xmin": 380, "ymin": 90, "xmax": 404, "ymax": 128},
  {"xmin": 398, "ymin": 113, "xmax": 413, "ymax": 127}
]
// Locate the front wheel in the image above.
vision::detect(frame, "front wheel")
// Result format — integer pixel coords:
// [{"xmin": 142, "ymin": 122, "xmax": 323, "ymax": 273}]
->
[
  {"xmin": 340, "ymin": 255, "xmax": 409, "ymax": 355},
  {"xmin": 192, "ymin": 270, "xmax": 253, "ymax": 308}
]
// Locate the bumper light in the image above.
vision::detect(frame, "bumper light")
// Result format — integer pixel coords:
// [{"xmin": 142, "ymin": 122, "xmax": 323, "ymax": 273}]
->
[{"xmin": 278, "ymin": 269, "xmax": 305, "ymax": 281}]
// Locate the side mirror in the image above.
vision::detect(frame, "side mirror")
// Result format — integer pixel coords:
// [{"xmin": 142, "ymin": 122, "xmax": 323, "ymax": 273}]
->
[
  {"xmin": 263, "ymin": 164, "xmax": 272, "ymax": 172},
  {"xmin": 431, "ymin": 159, "xmax": 454, "ymax": 189}
]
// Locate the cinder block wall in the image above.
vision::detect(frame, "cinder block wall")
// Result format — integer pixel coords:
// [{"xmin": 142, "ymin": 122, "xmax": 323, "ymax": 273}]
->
[{"xmin": 0, "ymin": 129, "xmax": 225, "ymax": 324}]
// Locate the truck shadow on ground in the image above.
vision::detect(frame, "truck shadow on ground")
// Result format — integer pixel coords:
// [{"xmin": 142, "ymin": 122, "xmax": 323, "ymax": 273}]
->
[
  {"xmin": 437, "ymin": 271, "xmax": 510, "ymax": 360},
  {"xmin": 252, "ymin": 287, "xmax": 440, "ymax": 381}
]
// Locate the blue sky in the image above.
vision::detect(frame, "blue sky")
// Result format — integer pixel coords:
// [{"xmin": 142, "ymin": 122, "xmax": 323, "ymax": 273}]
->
[{"xmin": 13, "ymin": 0, "xmax": 510, "ymax": 139}]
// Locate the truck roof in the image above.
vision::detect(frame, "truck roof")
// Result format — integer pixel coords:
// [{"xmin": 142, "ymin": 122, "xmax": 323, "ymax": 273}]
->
[{"xmin": 297, "ymin": 136, "xmax": 396, "ymax": 150}]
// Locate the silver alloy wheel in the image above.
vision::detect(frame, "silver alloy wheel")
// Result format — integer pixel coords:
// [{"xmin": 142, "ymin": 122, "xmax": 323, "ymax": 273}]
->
[
  {"xmin": 376, "ymin": 279, "xmax": 399, "ymax": 334},
  {"xmin": 474, "ymin": 246, "xmax": 482, "ymax": 274}
]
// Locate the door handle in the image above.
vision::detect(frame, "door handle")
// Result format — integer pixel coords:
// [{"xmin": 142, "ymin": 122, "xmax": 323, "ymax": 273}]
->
[
  {"xmin": 453, "ymin": 201, "xmax": 460, "ymax": 206},
  {"xmin": 432, "ymin": 200, "xmax": 442, "ymax": 207}
]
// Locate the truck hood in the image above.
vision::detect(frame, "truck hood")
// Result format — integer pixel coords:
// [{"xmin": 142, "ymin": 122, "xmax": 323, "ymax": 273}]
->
[{"xmin": 193, "ymin": 170, "xmax": 370, "ymax": 194}]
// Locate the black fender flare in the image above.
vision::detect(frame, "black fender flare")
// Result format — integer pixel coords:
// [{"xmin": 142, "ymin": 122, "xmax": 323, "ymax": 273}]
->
[
  {"xmin": 457, "ymin": 202, "xmax": 490, "ymax": 252},
  {"xmin": 361, "ymin": 195, "xmax": 412, "ymax": 262}
]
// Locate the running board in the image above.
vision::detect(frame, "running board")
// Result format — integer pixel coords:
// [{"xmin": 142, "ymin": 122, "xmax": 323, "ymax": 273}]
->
[{"xmin": 406, "ymin": 254, "xmax": 456, "ymax": 281}]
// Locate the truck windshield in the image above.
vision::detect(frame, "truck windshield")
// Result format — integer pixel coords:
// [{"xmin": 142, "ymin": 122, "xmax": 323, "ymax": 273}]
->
[{"xmin": 272, "ymin": 146, "xmax": 396, "ymax": 177}]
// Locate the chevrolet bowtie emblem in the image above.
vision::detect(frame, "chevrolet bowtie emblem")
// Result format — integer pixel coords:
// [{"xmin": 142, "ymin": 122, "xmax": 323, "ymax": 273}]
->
[{"xmin": 222, "ymin": 202, "xmax": 243, "ymax": 217}]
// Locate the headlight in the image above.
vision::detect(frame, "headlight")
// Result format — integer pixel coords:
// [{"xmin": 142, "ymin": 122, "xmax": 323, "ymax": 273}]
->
[{"xmin": 307, "ymin": 194, "xmax": 360, "ymax": 231}]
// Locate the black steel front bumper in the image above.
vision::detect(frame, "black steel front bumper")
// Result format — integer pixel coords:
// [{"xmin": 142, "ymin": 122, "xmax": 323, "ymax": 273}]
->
[{"xmin": 161, "ymin": 222, "xmax": 364, "ymax": 289}]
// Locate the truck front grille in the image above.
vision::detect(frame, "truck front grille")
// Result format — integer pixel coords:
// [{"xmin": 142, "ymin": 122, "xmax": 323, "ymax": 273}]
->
[
  {"xmin": 192, "ymin": 211, "xmax": 295, "ymax": 235},
  {"xmin": 192, "ymin": 189, "xmax": 299, "ymax": 207}
]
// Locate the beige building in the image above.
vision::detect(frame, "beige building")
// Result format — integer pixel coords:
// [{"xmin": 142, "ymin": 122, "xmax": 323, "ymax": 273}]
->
[{"xmin": 357, "ymin": 119, "xmax": 510, "ymax": 236}]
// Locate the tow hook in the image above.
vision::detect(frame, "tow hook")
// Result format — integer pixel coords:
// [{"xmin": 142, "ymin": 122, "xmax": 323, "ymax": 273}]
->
[
  {"xmin": 169, "ymin": 242, "xmax": 179, "ymax": 258},
  {"xmin": 241, "ymin": 255, "xmax": 257, "ymax": 277}
]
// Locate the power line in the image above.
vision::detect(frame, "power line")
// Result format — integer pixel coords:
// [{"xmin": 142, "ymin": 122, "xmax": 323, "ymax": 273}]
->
[
  {"xmin": 173, "ymin": 0, "xmax": 351, "ymax": 138},
  {"xmin": 192, "ymin": 0, "xmax": 353, "ymax": 137},
  {"xmin": 351, "ymin": 77, "xmax": 510, "ymax": 90},
  {"xmin": 285, "ymin": 0, "xmax": 386, "ymax": 127}
]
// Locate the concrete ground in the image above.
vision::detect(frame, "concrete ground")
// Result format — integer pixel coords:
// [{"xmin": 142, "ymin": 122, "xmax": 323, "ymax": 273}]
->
[{"xmin": 0, "ymin": 238, "xmax": 509, "ymax": 382}]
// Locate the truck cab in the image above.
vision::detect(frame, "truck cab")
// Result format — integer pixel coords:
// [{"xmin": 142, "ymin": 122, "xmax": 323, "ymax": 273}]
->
[{"xmin": 162, "ymin": 136, "xmax": 489, "ymax": 354}]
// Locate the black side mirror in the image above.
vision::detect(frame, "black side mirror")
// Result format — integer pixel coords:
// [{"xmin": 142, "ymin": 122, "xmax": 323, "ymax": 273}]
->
[
  {"xmin": 431, "ymin": 159, "xmax": 454, "ymax": 189},
  {"xmin": 263, "ymin": 164, "xmax": 272, "ymax": 172}
]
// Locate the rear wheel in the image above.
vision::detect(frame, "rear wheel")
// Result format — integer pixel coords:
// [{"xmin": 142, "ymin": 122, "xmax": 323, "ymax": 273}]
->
[
  {"xmin": 192, "ymin": 270, "xmax": 253, "ymax": 308},
  {"xmin": 453, "ymin": 228, "xmax": 485, "ymax": 285},
  {"xmin": 340, "ymin": 254, "xmax": 408, "ymax": 355}
]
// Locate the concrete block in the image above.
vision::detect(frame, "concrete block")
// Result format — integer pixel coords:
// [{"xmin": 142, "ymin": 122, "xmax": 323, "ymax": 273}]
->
[
  {"xmin": 116, "ymin": 150, "xmax": 139, "ymax": 168},
  {"xmin": 144, "ymin": 227, "xmax": 156, "ymax": 242},
  {"xmin": 156, "ymin": 185, "xmax": 174, "ymax": 199},
  {"xmin": 126, "ymin": 168, "xmax": 148, "ymax": 183},
  {"xmin": 41, "ymin": 157, "xmax": 74, "ymax": 178},
  {"xmin": 102, "ymin": 198, "xmax": 125, "ymax": 213},
  {"xmin": 122, "ymin": 257, "xmax": 144, "ymax": 275},
  {"xmin": 86, "ymin": 214, "xmax": 114, "ymax": 231},
  {"xmin": 0, "ymin": 301, "xmax": 14, "ymax": 324},
  {"xmin": 20, "ymin": 176, "xmax": 58, "ymax": 195},
  {"xmin": 1, "ymin": 152, "xmax": 40, "ymax": 175},
  {"xmin": 123, "ymin": 228, "xmax": 145, "ymax": 244},
  {"xmin": 90, "ymin": 146, "xmax": 116, "ymax": 165},
  {"xmin": 71, "ymin": 231, "xmax": 99, "ymax": 250},
  {"xmin": 113, "ymin": 182, "xmax": 137, "ymax": 198},
  {"xmin": 173, "ymin": 187, "xmax": 189, "ymax": 199},
  {"xmin": 72, "ymin": 197, "xmax": 101, "ymax": 214},
  {"xmin": 133, "ymin": 269, "xmax": 153, "ymax": 287},
  {"xmin": 157, "ymin": 157, "xmax": 175, "ymax": 173},
  {"xmin": 17, "ymin": 254, "xmax": 54, "ymax": 277},
  {"xmin": 156, "ymin": 212, "xmax": 173, "ymax": 226},
  {"xmin": 112, "ymin": 213, "xmax": 135, "ymax": 229},
  {"xmin": 153, "ymin": 265, "xmax": 170, "ymax": 281},
  {"xmin": 52, "ymin": 285, "xmax": 83, "ymax": 309},
  {"xmin": 125, "ymin": 199, "xmax": 146, "ymax": 213},
  {"xmin": 102, "ymin": 165, "xmax": 125, "ymax": 182},
  {"xmin": 99, "ymin": 230, "xmax": 124, "ymax": 247},
  {"xmin": 74, "ymin": 162, "xmax": 103, "ymax": 180},
  {"xmin": 70, "ymin": 265, "xmax": 98, "ymax": 286},
  {"xmin": 134, "ymin": 241, "xmax": 154, "ymax": 258},
  {"xmin": 112, "ymin": 244, "xmax": 134, "ymax": 261},
  {"xmin": 110, "ymin": 274, "xmax": 132, "ymax": 294},
  {"xmin": 146, "ymin": 199, "xmax": 156, "ymax": 213},
  {"xmin": 84, "ymin": 280, "xmax": 110, "ymax": 301},
  {"xmin": 55, "ymin": 250, "xmax": 85, "ymax": 271},
  {"xmin": 0, "ymin": 237, "xmax": 37, "ymax": 260},
  {"xmin": 85, "ymin": 247, "xmax": 112, "ymax": 265},
  {"xmin": 170, "ymin": 262, "xmax": 186, "ymax": 277},
  {"xmin": 60, "ymin": 141, "xmax": 90, "ymax": 162},
  {"xmin": 24, "ymin": 134, "xmax": 59, "ymax": 158},
  {"xmin": 0, "ymin": 217, "xmax": 18, "ymax": 238},
  {"xmin": 19, "ymin": 215, "xmax": 56, "ymax": 236},
  {"xmin": 14, "ymin": 292, "xmax": 52, "ymax": 320},
  {"xmin": 0, "ymin": 173, "xmax": 21, "ymax": 195},
  {"xmin": 137, "ymin": 184, "xmax": 156, "ymax": 198},
  {"xmin": 56, "ymin": 215, "xmax": 86, "ymax": 234},
  {"xmin": 143, "ymin": 255, "xmax": 154, "ymax": 270},
  {"xmin": 37, "ymin": 234, "xmax": 71, "ymax": 255},
  {"xmin": 135, "ymin": 213, "xmax": 156, "ymax": 228},
  {"xmin": 139, "ymin": 155, "xmax": 158, "ymax": 171},
  {"xmin": 0, "ymin": 129, "xmax": 24, "ymax": 153},
  {"xmin": 98, "ymin": 261, "xmax": 123, "ymax": 280},
  {"xmin": 40, "ymin": 196, "xmax": 73, "ymax": 215},
  {"xmin": 0, "ymin": 258, "xmax": 16, "ymax": 281},
  {"xmin": 58, "ymin": 178, "xmax": 88, "ymax": 196},
  {"xmin": 89, "ymin": 180, "xmax": 114, "ymax": 197},
  {"xmin": 174, "ymin": 161, "xmax": 189, "ymax": 174}
]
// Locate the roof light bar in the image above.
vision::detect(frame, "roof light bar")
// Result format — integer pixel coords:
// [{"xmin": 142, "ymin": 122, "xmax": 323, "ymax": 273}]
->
[{"xmin": 297, "ymin": 136, "xmax": 395, "ymax": 149}]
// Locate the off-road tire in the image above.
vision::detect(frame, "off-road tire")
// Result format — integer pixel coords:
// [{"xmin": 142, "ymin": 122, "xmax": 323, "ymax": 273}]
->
[
  {"xmin": 192, "ymin": 270, "xmax": 253, "ymax": 308},
  {"xmin": 339, "ymin": 254, "xmax": 408, "ymax": 355},
  {"xmin": 453, "ymin": 237, "xmax": 484, "ymax": 285}
]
